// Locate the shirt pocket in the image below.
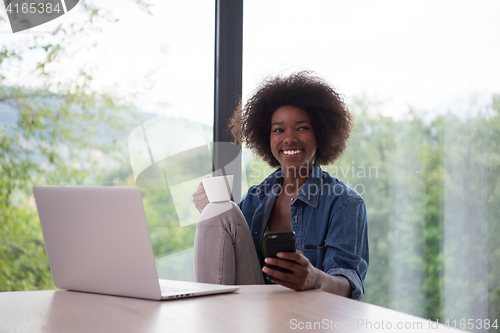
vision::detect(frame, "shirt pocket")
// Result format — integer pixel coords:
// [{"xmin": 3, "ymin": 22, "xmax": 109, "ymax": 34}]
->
[{"xmin": 302, "ymin": 244, "xmax": 327, "ymax": 271}]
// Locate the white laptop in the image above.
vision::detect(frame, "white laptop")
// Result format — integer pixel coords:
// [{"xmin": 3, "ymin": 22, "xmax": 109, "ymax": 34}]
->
[{"xmin": 33, "ymin": 186, "xmax": 239, "ymax": 300}]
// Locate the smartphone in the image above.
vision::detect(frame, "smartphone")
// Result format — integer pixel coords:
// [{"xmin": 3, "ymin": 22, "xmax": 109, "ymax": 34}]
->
[{"xmin": 263, "ymin": 230, "xmax": 296, "ymax": 275}]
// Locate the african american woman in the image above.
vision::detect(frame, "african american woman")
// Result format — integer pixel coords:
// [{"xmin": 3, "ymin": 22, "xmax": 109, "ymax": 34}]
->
[{"xmin": 192, "ymin": 71, "xmax": 369, "ymax": 300}]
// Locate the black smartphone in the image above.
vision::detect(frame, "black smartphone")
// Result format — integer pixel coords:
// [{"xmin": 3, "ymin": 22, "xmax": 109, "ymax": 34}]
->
[{"xmin": 263, "ymin": 230, "xmax": 296, "ymax": 275}]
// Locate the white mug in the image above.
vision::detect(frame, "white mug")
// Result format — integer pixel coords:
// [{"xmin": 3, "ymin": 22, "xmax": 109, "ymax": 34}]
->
[{"xmin": 202, "ymin": 175, "xmax": 234, "ymax": 202}]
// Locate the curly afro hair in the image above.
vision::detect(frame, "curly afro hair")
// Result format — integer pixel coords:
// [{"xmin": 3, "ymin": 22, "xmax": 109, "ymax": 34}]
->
[{"xmin": 229, "ymin": 71, "xmax": 354, "ymax": 167}]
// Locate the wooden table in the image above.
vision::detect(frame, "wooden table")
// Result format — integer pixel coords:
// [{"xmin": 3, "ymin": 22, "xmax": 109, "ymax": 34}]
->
[{"xmin": 0, "ymin": 285, "xmax": 465, "ymax": 333}]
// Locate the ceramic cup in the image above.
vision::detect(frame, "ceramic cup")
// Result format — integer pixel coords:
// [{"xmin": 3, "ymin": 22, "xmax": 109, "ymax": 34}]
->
[{"xmin": 202, "ymin": 175, "xmax": 234, "ymax": 202}]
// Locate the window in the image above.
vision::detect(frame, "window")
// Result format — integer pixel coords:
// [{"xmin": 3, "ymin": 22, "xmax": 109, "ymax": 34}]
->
[
  {"xmin": 242, "ymin": 0, "xmax": 500, "ymax": 324},
  {"xmin": 2, "ymin": 1, "xmax": 499, "ymax": 326},
  {"xmin": 0, "ymin": 0, "xmax": 215, "ymax": 288}
]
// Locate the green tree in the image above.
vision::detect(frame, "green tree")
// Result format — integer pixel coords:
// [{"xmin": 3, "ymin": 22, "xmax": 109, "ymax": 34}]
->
[
  {"xmin": 332, "ymin": 96, "xmax": 399, "ymax": 309},
  {"xmin": 438, "ymin": 97, "xmax": 500, "ymax": 326},
  {"xmin": 342, "ymin": 95, "xmax": 500, "ymax": 330},
  {"xmin": 0, "ymin": 1, "xmax": 151, "ymax": 291}
]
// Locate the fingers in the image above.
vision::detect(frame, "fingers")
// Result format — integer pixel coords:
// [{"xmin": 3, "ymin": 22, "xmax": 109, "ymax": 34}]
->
[
  {"xmin": 192, "ymin": 182, "xmax": 206, "ymax": 197},
  {"xmin": 261, "ymin": 251, "xmax": 307, "ymax": 279},
  {"xmin": 193, "ymin": 195, "xmax": 209, "ymax": 213},
  {"xmin": 265, "ymin": 257, "xmax": 296, "ymax": 271},
  {"xmin": 276, "ymin": 251, "xmax": 308, "ymax": 265},
  {"xmin": 266, "ymin": 273, "xmax": 303, "ymax": 291},
  {"xmin": 262, "ymin": 264, "xmax": 305, "ymax": 291},
  {"xmin": 192, "ymin": 182, "xmax": 209, "ymax": 214},
  {"xmin": 262, "ymin": 251, "xmax": 313, "ymax": 291},
  {"xmin": 262, "ymin": 265, "xmax": 291, "ymax": 282},
  {"xmin": 193, "ymin": 193, "xmax": 208, "ymax": 203}
]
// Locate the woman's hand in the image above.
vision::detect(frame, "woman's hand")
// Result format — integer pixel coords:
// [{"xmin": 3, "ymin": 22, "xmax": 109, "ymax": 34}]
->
[
  {"xmin": 262, "ymin": 250, "xmax": 320, "ymax": 291},
  {"xmin": 192, "ymin": 182, "xmax": 209, "ymax": 214},
  {"xmin": 262, "ymin": 250, "xmax": 352, "ymax": 297}
]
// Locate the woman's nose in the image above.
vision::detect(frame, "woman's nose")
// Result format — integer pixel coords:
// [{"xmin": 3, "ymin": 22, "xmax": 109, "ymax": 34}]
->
[{"xmin": 284, "ymin": 131, "xmax": 297, "ymax": 144}]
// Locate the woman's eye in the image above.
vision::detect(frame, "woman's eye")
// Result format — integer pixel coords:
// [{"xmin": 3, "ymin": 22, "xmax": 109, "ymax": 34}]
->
[
  {"xmin": 297, "ymin": 126, "xmax": 309, "ymax": 131},
  {"xmin": 273, "ymin": 128, "xmax": 284, "ymax": 133}
]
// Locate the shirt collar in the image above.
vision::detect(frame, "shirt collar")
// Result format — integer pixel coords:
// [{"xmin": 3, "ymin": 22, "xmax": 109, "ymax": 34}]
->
[{"xmin": 258, "ymin": 161, "xmax": 323, "ymax": 209}]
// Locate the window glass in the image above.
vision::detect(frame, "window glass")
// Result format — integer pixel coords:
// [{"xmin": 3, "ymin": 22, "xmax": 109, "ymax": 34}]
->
[
  {"xmin": 0, "ymin": 0, "xmax": 214, "ymax": 289},
  {"xmin": 242, "ymin": 0, "xmax": 500, "ymax": 324}
]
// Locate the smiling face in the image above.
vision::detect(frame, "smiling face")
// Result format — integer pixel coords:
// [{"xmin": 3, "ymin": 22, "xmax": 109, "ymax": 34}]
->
[{"xmin": 270, "ymin": 105, "xmax": 317, "ymax": 175}]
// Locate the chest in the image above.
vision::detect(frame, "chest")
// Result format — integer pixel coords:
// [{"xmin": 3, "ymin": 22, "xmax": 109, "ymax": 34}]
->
[{"xmin": 268, "ymin": 193, "xmax": 292, "ymax": 231}]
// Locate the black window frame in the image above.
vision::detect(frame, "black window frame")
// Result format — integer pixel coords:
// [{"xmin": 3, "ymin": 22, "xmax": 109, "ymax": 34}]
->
[{"xmin": 213, "ymin": 0, "xmax": 244, "ymax": 202}]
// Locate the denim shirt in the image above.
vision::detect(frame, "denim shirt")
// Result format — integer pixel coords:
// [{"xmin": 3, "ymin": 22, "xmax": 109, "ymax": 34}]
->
[{"xmin": 238, "ymin": 162, "xmax": 369, "ymax": 300}]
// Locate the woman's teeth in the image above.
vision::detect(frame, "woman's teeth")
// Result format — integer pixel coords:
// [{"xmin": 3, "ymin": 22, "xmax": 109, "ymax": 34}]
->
[{"xmin": 282, "ymin": 150, "xmax": 302, "ymax": 156}]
